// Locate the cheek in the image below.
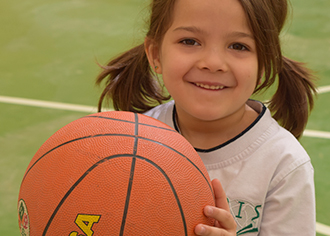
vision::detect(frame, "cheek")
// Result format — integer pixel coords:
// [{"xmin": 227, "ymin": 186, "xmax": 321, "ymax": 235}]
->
[
  {"xmin": 161, "ymin": 54, "xmax": 190, "ymax": 80},
  {"xmin": 160, "ymin": 43, "xmax": 193, "ymax": 74},
  {"xmin": 235, "ymin": 64, "xmax": 259, "ymax": 90}
]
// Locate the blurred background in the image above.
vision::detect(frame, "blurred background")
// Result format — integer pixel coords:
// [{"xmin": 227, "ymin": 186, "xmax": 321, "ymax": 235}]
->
[{"xmin": 1, "ymin": 0, "xmax": 329, "ymax": 235}]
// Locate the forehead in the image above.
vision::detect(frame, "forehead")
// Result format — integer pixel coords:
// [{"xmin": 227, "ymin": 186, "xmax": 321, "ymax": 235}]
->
[{"xmin": 170, "ymin": 0, "xmax": 251, "ymax": 35}]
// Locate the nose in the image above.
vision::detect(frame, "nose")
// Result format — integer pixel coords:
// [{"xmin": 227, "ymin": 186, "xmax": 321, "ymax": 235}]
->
[{"xmin": 197, "ymin": 47, "xmax": 228, "ymax": 73}]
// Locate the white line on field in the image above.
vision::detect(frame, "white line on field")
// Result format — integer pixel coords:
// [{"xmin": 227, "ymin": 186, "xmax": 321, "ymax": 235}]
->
[
  {"xmin": 1, "ymin": 95, "xmax": 330, "ymax": 139},
  {"xmin": 317, "ymin": 85, "xmax": 330, "ymax": 94},
  {"xmin": 316, "ymin": 222, "xmax": 330, "ymax": 236},
  {"xmin": 1, "ymin": 85, "xmax": 329, "ymax": 112},
  {"xmin": 303, "ymin": 130, "xmax": 330, "ymax": 139},
  {"xmin": 0, "ymin": 95, "xmax": 101, "ymax": 113}
]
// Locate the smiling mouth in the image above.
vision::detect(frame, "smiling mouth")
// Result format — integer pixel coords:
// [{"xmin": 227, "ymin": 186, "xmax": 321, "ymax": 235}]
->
[{"xmin": 195, "ymin": 83, "xmax": 225, "ymax": 90}]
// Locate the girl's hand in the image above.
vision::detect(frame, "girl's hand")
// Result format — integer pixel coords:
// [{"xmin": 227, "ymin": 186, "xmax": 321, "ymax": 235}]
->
[{"xmin": 195, "ymin": 179, "xmax": 237, "ymax": 236}]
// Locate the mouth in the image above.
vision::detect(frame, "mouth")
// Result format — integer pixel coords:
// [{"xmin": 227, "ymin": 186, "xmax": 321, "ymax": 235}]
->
[{"xmin": 195, "ymin": 83, "xmax": 225, "ymax": 90}]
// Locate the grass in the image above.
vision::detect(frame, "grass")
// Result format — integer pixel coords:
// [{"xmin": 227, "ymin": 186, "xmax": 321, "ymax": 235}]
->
[{"xmin": 0, "ymin": 0, "xmax": 329, "ymax": 235}]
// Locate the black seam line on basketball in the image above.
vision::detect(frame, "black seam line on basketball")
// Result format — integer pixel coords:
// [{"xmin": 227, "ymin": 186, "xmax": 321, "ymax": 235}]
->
[
  {"xmin": 43, "ymin": 154, "xmax": 187, "ymax": 236},
  {"xmin": 137, "ymin": 137, "xmax": 213, "ymax": 193},
  {"xmin": 140, "ymin": 155, "xmax": 188, "ymax": 236},
  {"xmin": 118, "ymin": 114, "xmax": 139, "ymax": 234},
  {"xmin": 118, "ymin": 114, "xmax": 138, "ymax": 235},
  {"xmin": 21, "ymin": 133, "xmax": 136, "ymax": 184},
  {"xmin": 22, "ymin": 134, "xmax": 213, "ymax": 196},
  {"xmin": 133, "ymin": 113, "xmax": 139, "ymax": 156},
  {"xmin": 120, "ymin": 157, "xmax": 136, "ymax": 236},
  {"xmin": 85, "ymin": 115, "xmax": 177, "ymax": 133}
]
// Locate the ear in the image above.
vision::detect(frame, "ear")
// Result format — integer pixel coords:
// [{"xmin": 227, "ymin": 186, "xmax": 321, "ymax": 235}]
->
[{"xmin": 144, "ymin": 37, "xmax": 162, "ymax": 74}]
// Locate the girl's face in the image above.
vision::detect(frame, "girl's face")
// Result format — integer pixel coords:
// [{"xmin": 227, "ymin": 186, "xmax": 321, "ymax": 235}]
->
[{"xmin": 149, "ymin": 0, "xmax": 259, "ymax": 123}]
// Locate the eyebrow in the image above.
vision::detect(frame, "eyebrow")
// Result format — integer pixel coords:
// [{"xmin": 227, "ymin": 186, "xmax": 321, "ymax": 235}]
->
[
  {"xmin": 173, "ymin": 26, "xmax": 204, "ymax": 34},
  {"xmin": 230, "ymin": 31, "xmax": 255, "ymax": 40},
  {"xmin": 173, "ymin": 26, "xmax": 254, "ymax": 40}
]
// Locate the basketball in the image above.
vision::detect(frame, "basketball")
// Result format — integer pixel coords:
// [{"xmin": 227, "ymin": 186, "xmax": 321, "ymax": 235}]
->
[{"xmin": 18, "ymin": 111, "xmax": 215, "ymax": 235}]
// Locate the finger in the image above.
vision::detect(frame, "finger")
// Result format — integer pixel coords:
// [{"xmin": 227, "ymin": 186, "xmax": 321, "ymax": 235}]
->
[
  {"xmin": 212, "ymin": 179, "xmax": 230, "ymax": 212},
  {"xmin": 204, "ymin": 206, "xmax": 237, "ymax": 231},
  {"xmin": 195, "ymin": 223, "xmax": 230, "ymax": 236}
]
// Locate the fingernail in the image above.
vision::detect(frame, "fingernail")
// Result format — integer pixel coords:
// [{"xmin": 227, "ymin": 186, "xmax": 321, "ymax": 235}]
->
[
  {"xmin": 205, "ymin": 206, "xmax": 213, "ymax": 215},
  {"xmin": 196, "ymin": 225, "xmax": 206, "ymax": 235}
]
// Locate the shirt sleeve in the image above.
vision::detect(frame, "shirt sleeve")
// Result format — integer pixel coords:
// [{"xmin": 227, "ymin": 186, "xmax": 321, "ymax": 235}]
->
[{"xmin": 259, "ymin": 160, "xmax": 315, "ymax": 235}]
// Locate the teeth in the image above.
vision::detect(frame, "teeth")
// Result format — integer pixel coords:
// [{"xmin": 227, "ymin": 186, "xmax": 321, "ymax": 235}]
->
[{"xmin": 195, "ymin": 83, "xmax": 224, "ymax": 90}]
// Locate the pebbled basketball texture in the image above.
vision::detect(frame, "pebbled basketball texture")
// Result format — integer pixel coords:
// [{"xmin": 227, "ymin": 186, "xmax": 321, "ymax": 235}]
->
[{"xmin": 18, "ymin": 111, "xmax": 215, "ymax": 236}]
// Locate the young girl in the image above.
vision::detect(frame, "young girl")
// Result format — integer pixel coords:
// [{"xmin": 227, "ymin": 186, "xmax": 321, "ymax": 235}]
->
[{"xmin": 96, "ymin": 0, "xmax": 317, "ymax": 235}]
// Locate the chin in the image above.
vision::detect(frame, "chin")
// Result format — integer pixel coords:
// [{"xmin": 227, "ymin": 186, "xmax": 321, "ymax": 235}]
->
[{"xmin": 190, "ymin": 110, "xmax": 227, "ymax": 122}]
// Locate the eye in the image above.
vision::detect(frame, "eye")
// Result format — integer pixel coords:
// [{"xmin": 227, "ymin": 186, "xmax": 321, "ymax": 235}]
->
[
  {"xmin": 180, "ymin": 39, "xmax": 200, "ymax": 46},
  {"xmin": 229, "ymin": 43, "xmax": 249, "ymax": 51}
]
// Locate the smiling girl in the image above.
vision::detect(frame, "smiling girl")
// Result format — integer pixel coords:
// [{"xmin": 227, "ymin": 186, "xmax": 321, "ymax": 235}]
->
[{"xmin": 96, "ymin": 0, "xmax": 317, "ymax": 235}]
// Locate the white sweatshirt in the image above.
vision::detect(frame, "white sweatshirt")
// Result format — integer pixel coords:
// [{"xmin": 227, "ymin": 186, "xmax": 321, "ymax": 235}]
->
[{"xmin": 144, "ymin": 100, "xmax": 315, "ymax": 235}]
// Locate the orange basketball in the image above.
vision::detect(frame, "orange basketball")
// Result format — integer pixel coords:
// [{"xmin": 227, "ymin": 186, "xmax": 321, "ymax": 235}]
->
[{"xmin": 18, "ymin": 111, "xmax": 215, "ymax": 235}]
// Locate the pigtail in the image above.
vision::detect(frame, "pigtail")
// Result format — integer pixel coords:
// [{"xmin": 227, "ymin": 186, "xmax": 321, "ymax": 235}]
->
[
  {"xmin": 267, "ymin": 56, "xmax": 317, "ymax": 139},
  {"xmin": 96, "ymin": 43, "xmax": 169, "ymax": 112}
]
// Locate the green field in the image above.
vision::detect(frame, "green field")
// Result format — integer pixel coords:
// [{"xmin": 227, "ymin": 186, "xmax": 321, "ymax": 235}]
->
[{"xmin": 1, "ymin": 0, "xmax": 329, "ymax": 235}]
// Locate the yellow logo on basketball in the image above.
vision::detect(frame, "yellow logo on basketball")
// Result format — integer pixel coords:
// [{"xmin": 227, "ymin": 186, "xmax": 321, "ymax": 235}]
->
[{"xmin": 69, "ymin": 214, "xmax": 101, "ymax": 236}]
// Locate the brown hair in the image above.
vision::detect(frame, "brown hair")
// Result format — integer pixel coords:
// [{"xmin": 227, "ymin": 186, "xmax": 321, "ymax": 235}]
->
[
  {"xmin": 96, "ymin": 0, "xmax": 317, "ymax": 139},
  {"xmin": 96, "ymin": 0, "xmax": 176, "ymax": 112},
  {"xmin": 239, "ymin": 0, "xmax": 317, "ymax": 138}
]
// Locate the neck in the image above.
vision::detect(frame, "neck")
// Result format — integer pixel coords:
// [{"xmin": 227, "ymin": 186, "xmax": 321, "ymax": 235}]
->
[{"xmin": 175, "ymin": 104, "xmax": 258, "ymax": 150}]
